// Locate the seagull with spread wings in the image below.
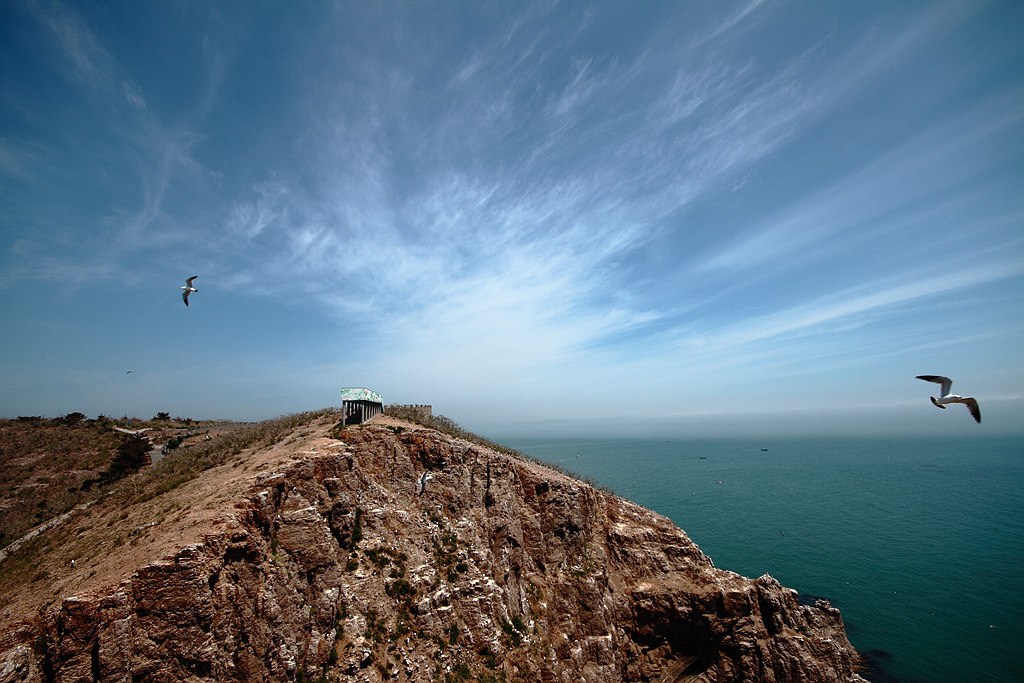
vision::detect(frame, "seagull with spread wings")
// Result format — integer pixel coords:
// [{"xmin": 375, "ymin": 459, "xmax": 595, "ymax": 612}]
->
[
  {"xmin": 181, "ymin": 276, "xmax": 198, "ymax": 306},
  {"xmin": 916, "ymin": 375, "xmax": 981, "ymax": 423}
]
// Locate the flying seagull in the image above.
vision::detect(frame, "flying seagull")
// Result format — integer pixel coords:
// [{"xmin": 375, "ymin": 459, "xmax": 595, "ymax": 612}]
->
[
  {"xmin": 181, "ymin": 276, "xmax": 198, "ymax": 306},
  {"xmin": 916, "ymin": 375, "xmax": 981, "ymax": 423},
  {"xmin": 416, "ymin": 471, "xmax": 433, "ymax": 495}
]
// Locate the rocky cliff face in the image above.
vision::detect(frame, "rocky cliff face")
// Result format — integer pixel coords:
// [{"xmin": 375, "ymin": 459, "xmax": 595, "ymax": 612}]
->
[{"xmin": 0, "ymin": 421, "xmax": 865, "ymax": 682}]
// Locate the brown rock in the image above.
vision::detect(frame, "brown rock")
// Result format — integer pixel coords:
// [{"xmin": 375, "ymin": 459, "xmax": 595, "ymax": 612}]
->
[{"xmin": 0, "ymin": 423, "xmax": 866, "ymax": 682}]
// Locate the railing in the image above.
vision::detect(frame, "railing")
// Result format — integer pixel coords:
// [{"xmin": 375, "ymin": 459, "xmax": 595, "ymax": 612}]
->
[{"xmin": 387, "ymin": 404, "xmax": 432, "ymax": 416}]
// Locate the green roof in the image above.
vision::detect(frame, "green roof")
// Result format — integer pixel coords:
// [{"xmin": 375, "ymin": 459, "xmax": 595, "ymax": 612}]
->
[{"xmin": 340, "ymin": 387, "xmax": 383, "ymax": 403}]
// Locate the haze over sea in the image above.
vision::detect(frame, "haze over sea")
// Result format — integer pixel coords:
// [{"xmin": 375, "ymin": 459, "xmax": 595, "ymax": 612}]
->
[{"xmin": 501, "ymin": 436, "xmax": 1023, "ymax": 683}]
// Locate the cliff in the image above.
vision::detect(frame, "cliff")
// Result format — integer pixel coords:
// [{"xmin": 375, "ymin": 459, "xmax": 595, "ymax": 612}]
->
[{"xmin": 0, "ymin": 414, "xmax": 865, "ymax": 682}]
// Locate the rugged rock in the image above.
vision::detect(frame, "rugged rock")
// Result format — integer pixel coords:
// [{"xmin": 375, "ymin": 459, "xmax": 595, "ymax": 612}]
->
[{"xmin": 0, "ymin": 422, "xmax": 866, "ymax": 682}]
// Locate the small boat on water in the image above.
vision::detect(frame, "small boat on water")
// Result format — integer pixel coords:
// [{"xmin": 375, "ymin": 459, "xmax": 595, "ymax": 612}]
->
[
  {"xmin": 699, "ymin": 456, "xmax": 707, "ymax": 460},
  {"xmin": 761, "ymin": 448, "xmax": 768, "ymax": 452}
]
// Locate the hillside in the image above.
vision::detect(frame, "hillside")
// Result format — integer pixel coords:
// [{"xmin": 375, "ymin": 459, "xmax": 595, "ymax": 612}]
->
[
  {"xmin": 0, "ymin": 414, "xmax": 242, "ymax": 550},
  {"xmin": 0, "ymin": 410, "xmax": 866, "ymax": 682}
]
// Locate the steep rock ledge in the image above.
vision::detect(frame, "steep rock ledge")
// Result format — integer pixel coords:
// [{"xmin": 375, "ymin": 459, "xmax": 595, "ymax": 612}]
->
[{"xmin": 0, "ymin": 423, "xmax": 865, "ymax": 682}]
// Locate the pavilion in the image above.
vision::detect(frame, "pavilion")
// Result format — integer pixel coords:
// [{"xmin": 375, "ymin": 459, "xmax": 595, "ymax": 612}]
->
[{"xmin": 340, "ymin": 387, "xmax": 383, "ymax": 425}]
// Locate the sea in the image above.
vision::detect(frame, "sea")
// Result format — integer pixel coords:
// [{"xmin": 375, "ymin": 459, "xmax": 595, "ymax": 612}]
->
[{"xmin": 499, "ymin": 436, "xmax": 1024, "ymax": 683}]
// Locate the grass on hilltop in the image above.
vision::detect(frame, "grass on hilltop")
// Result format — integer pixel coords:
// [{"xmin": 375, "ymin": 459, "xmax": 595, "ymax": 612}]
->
[
  {"xmin": 0, "ymin": 408, "xmax": 343, "ymax": 608},
  {"xmin": 0, "ymin": 409, "xmax": 339, "ymax": 551},
  {"xmin": 107, "ymin": 407, "xmax": 340, "ymax": 507},
  {"xmin": 0, "ymin": 413, "xmax": 200, "ymax": 548}
]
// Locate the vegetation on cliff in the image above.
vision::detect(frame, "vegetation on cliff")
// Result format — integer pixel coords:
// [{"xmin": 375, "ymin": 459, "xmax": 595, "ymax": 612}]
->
[{"xmin": 0, "ymin": 409, "xmax": 866, "ymax": 682}]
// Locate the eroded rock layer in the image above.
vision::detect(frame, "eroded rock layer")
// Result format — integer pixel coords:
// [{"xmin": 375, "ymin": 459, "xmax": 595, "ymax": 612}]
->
[{"xmin": 0, "ymin": 424, "xmax": 865, "ymax": 682}]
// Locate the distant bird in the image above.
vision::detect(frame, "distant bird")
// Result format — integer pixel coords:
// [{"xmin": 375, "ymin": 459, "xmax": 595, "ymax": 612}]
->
[
  {"xmin": 916, "ymin": 375, "xmax": 981, "ymax": 423},
  {"xmin": 181, "ymin": 275, "xmax": 198, "ymax": 306},
  {"xmin": 416, "ymin": 471, "xmax": 433, "ymax": 495}
]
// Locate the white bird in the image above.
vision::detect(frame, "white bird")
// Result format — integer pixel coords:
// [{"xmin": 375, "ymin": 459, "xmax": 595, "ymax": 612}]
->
[
  {"xmin": 416, "ymin": 471, "xmax": 433, "ymax": 495},
  {"xmin": 916, "ymin": 375, "xmax": 981, "ymax": 423},
  {"xmin": 181, "ymin": 276, "xmax": 198, "ymax": 306}
]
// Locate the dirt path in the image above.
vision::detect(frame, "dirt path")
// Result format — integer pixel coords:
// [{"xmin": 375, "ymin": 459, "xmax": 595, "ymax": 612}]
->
[{"xmin": 0, "ymin": 502, "xmax": 93, "ymax": 565}]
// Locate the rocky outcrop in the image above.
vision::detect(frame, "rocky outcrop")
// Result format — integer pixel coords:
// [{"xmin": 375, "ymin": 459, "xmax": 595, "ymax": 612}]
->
[{"xmin": 0, "ymin": 424, "xmax": 865, "ymax": 682}]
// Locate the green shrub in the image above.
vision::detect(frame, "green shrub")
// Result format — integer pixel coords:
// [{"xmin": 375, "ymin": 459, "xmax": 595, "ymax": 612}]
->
[
  {"xmin": 102, "ymin": 435, "xmax": 150, "ymax": 484},
  {"xmin": 500, "ymin": 619, "xmax": 522, "ymax": 646},
  {"xmin": 365, "ymin": 547, "xmax": 389, "ymax": 568},
  {"xmin": 350, "ymin": 508, "xmax": 363, "ymax": 549},
  {"xmin": 364, "ymin": 610, "xmax": 386, "ymax": 643},
  {"xmin": 384, "ymin": 579, "xmax": 415, "ymax": 602}
]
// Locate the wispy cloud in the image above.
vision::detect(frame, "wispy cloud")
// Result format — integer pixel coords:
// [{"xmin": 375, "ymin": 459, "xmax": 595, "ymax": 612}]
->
[
  {"xmin": 694, "ymin": 93, "xmax": 1024, "ymax": 277},
  {"xmin": 201, "ymin": 1, "xmax": 1024, "ymax": 416},
  {"xmin": 0, "ymin": 240, "xmax": 117, "ymax": 288},
  {"xmin": 121, "ymin": 80, "xmax": 146, "ymax": 109},
  {"xmin": 226, "ymin": 179, "xmax": 289, "ymax": 240},
  {"xmin": 706, "ymin": 0, "xmax": 771, "ymax": 42},
  {"xmin": 5, "ymin": 2, "xmax": 1020, "ymax": 426},
  {"xmin": 35, "ymin": 0, "xmax": 112, "ymax": 90},
  {"xmin": 220, "ymin": 3, "xmax": 832, "ymax": 333},
  {"xmin": 697, "ymin": 261, "xmax": 1024, "ymax": 351},
  {"xmin": 0, "ymin": 137, "xmax": 42, "ymax": 184},
  {"xmin": 0, "ymin": 0, "xmax": 223, "ymax": 289}
]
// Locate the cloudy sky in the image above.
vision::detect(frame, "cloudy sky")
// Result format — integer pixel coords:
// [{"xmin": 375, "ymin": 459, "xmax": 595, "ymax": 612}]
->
[{"xmin": 2, "ymin": 1, "xmax": 1022, "ymax": 436}]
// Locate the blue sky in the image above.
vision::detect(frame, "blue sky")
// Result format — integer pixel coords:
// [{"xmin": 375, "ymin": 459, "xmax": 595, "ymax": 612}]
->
[{"xmin": 1, "ymin": 1, "xmax": 1022, "ymax": 437}]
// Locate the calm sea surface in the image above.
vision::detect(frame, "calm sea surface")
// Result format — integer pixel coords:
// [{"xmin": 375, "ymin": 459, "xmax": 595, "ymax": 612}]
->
[{"xmin": 500, "ymin": 436, "xmax": 1024, "ymax": 683}]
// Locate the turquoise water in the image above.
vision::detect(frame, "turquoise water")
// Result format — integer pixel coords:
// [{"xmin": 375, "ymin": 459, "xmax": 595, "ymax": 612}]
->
[{"xmin": 500, "ymin": 436, "xmax": 1024, "ymax": 683}]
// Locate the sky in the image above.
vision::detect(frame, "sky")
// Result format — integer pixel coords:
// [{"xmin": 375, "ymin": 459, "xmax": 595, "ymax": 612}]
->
[{"xmin": 1, "ymin": 1, "xmax": 1022, "ymax": 438}]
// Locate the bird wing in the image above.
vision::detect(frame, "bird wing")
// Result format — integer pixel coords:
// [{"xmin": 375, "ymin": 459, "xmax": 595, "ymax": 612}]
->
[
  {"xmin": 182, "ymin": 290, "xmax": 190, "ymax": 306},
  {"xmin": 185, "ymin": 275, "xmax": 198, "ymax": 287},
  {"xmin": 962, "ymin": 397, "xmax": 981, "ymax": 423},
  {"xmin": 917, "ymin": 375, "xmax": 952, "ymax": 397}
]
